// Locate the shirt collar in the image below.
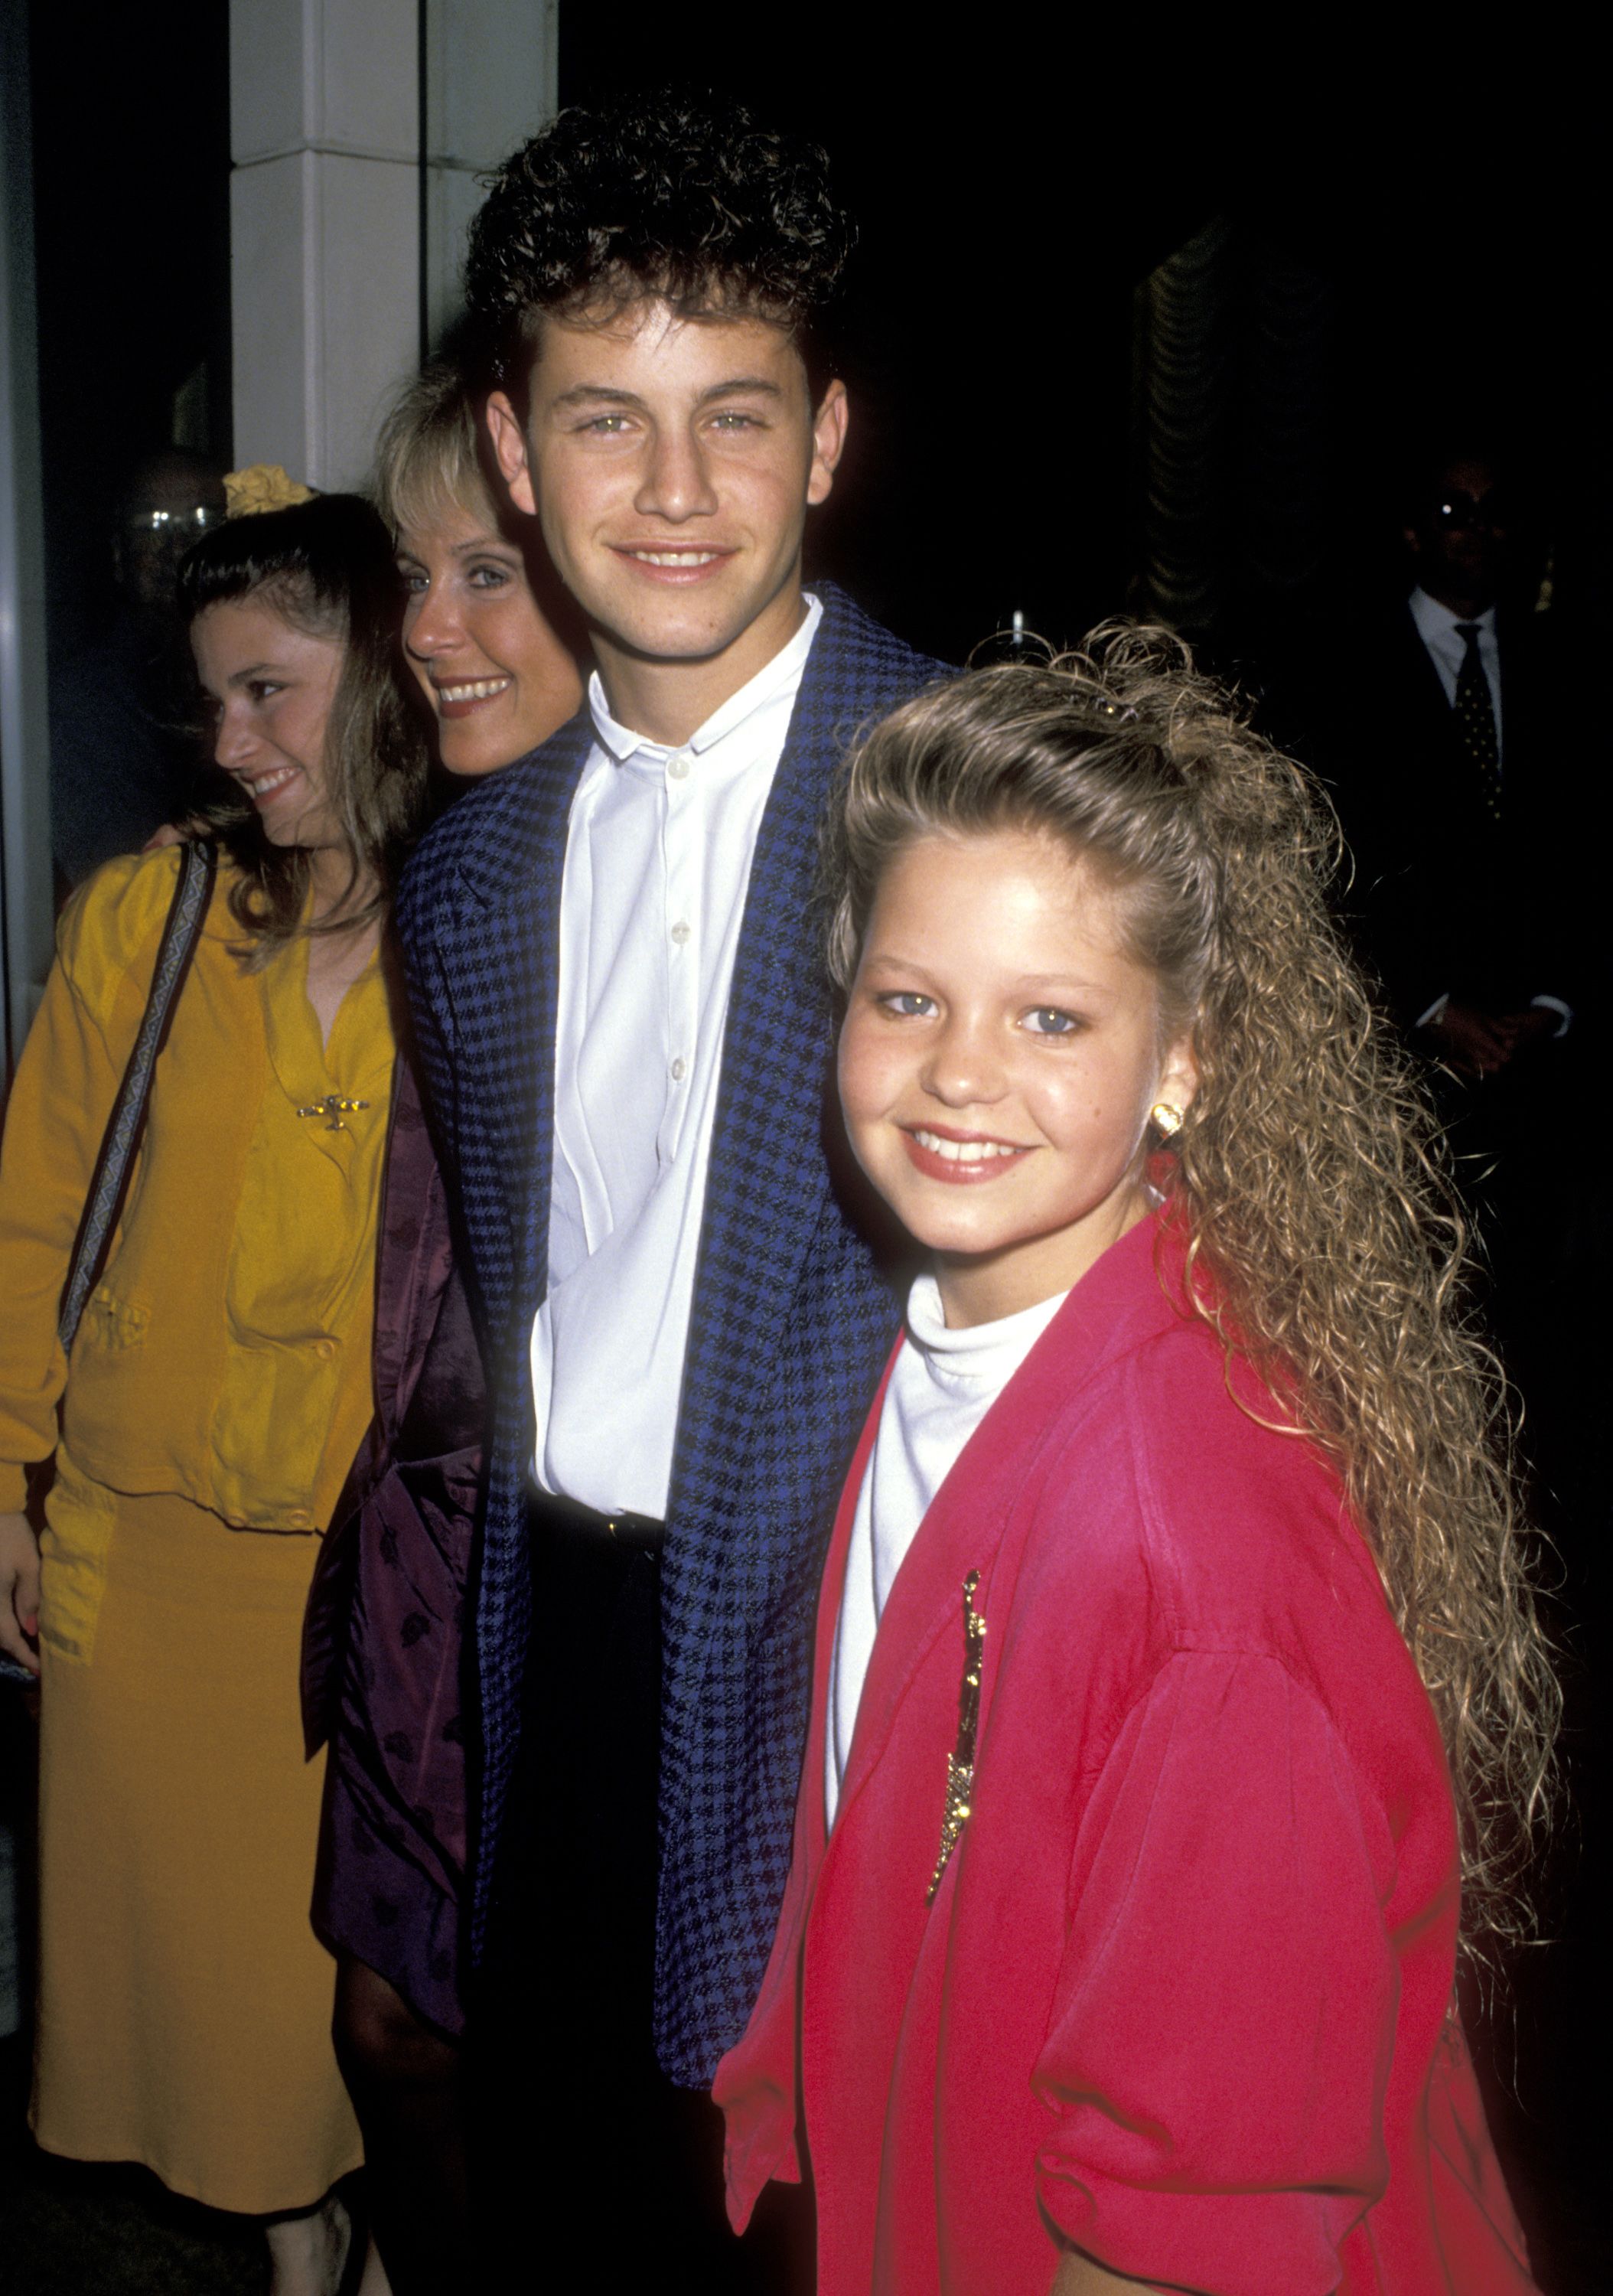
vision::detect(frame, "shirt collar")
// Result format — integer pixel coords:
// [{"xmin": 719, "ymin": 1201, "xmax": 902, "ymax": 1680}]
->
[
  {"xmin": 587, "ymin": 591, "xmax": 824, "ymax": 765},
  {"xmin": 904, "ymin": 1269, "xmax": 1070, "ymax": 1372},
  {"xmin": 1409, "ymin": 585, "xmax": 1497, "ymax": 644}
]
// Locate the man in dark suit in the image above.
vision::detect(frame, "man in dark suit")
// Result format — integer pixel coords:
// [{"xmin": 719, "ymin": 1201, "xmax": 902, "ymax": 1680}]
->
[
  {"xmin": 394, "ymin": 92, "xmax": 945, "ymax": 2283},
  {"xmin": 1289, "ymin": 446, "xmax": 1580, "ymax": 1395},
  {"xmin": 1338, "ymin": 448, "xmax": 1572, "ymax": 1080}
]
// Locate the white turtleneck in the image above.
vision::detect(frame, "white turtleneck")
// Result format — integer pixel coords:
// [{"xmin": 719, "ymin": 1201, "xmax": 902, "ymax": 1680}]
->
[{"xmin": 825, "ymin": 1271, "xmax": 1068, "ymax": 1822}]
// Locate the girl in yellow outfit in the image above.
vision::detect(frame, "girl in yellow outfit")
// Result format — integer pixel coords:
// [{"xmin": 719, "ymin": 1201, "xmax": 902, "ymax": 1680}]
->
[{"xmin": 0, "ymin": 489, "xmax": 426, "ymax": 2296}]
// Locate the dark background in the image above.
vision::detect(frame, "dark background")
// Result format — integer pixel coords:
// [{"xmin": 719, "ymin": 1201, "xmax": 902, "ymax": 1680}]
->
[
  {"xmin": 558, "ymin": 30, "xmax": 1596, "ymax": 667},
  {"xmin": 12, "ymin": 8, "xmax": 1604, "ymax": 2291},
  {"xmin": 28, "ymin": 0, "xmax": 232, "ymax": 664},
  {"xmin": 28, "ymin": 13, "xmax": 1597, "ymax": 668}
]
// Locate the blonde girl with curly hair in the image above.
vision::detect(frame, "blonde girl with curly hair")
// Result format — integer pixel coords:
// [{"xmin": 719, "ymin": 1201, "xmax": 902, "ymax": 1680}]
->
[{"xmin": 714, "ymin": 628, "xmax": 1556, "ymax": 2296}]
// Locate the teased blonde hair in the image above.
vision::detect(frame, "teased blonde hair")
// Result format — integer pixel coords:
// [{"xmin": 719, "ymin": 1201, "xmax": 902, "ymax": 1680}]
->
[
  {"xmin": 371, "ymin": 360, "xmax": 506, "ymax": 543},
  {"xmin": 826, "ymin": 625, "xmax": 1558, "ymax": 1950}
]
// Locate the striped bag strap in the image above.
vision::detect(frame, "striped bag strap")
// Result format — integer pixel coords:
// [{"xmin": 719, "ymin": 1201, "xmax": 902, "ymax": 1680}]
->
[{"xmin": 57, "ymin": 839, "xmax": 218, "ymax": 1355}]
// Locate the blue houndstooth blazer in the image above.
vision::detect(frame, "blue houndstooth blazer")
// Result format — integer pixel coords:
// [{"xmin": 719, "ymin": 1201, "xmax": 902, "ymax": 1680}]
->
[{"xmin": 394, "ymin": 584, "xmax": 950, "ymax": 2083}]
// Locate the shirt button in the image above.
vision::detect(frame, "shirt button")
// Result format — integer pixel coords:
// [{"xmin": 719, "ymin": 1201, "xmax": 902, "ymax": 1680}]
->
[
  {"xmin": 667, "ymin": 754, "xmax": 690, "ymax": 781},
  {"xmin": 670, "ymin": 1056, "xmax": 687, "ymax": 1082},
  {"xmin": 670, "ymin": 920, "xmax": 691, "ymax": 945},
  {"xmin": 287, "ymin": 1511, "xmax": 310, "ymax": 1529},
  {"xmin": 313, "ymin": 1339, "xmax": 337, "ymax": 1359}
]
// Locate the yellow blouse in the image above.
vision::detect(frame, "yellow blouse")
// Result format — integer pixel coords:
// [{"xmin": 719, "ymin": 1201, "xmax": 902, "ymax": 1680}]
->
[{"xmin": 0, "ymin": 848, "xmax": 393, "ymax": 1531}]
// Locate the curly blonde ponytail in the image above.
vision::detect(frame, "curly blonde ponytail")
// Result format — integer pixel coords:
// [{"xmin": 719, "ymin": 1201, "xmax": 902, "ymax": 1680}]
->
[{"xmin": 826, "ymin": 625, "xmax": 1559, "ymax": 1949}]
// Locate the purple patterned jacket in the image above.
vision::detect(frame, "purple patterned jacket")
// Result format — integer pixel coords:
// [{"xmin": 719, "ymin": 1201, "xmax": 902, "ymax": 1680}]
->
[{"xmin": 302, "ymin": 1050, "xmax": 484, "ymax": 2033}]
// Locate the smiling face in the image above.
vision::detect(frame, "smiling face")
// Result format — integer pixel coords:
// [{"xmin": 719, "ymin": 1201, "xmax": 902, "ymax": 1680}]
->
[
  {"xmin": 839, "ymin": 827, "xmax": 1199, "ymax": 1327},
  {"xmin": 487, "ymin": 299, "xmax": 846, "ymax": 736},
  {"xmin": 397, "ymin": 500, "xmax": 584, "ymax": 774},
  {"xmin": 191, "ymin": 592, "xmax": 347, "ymax": 852}
]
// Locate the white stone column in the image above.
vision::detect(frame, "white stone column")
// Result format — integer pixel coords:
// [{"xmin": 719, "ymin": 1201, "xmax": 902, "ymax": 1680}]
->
[
  {"xmin": 229, "ymin": 2, "xmax": 558, "ymax": 497},
  {"xmin": 230, "ymin": 0, "xmax": 422, "ymax": 493},
  {"xmin": 423, "ymin": 0, "xmax": 559, "ymax": 349}
]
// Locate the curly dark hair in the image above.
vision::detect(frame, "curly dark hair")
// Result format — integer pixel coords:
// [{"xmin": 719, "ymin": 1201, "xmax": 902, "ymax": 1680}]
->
[{"xmin": 464, "ymin": 89, "xmax": 855, "ymax": 397}]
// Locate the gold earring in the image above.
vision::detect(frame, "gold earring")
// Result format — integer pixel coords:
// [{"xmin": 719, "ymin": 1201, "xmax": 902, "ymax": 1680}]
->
[{"xmin": 1149, "ymin": 1101, "xmax": 1184, "ymax": 1138}]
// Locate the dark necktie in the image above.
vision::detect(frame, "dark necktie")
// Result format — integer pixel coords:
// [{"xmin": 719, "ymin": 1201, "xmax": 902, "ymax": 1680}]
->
[{"xmin": 1453, "ymin": 622, "xmax": 1501, "ymax": 822}]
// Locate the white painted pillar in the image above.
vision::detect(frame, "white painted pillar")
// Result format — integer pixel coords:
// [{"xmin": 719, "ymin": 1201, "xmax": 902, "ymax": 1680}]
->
[
  {"xmin": 229, "ymin": 1, "xmax": 559, "ymax": 496},
  {"xmin": 230, "ymin": 0, "xmax": 422, "ymax": 493},
  {"xmin": 422, "ymin": 0, "xmax": 559, "ymax": 349}
]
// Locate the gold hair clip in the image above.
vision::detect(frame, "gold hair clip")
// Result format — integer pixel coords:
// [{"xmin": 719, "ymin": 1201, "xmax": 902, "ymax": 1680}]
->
[
  {"xmin": 223, "ymin": 464, "xmax": 316, "ymax": 520},
  {"xmin": 927, "ymin": 1570, "xmax": 987, "ymax": 1905},
  {"xmin": 296, "ymin": 1094, "xmax": 369, "ymax": 1132}
]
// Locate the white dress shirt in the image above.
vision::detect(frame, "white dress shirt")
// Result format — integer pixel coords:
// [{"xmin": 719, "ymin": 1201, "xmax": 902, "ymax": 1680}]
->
[
  {"xmin": 825, "ymin": 1273, "xmax": 1068, "ymax": 1824},
  {"xmin": 1408, "ymin": 586, "xmax": 1503, "ymax": 766},
  {"xmin": 530, "ymin": 594, "xmax": 823, "ymax": 1518}
]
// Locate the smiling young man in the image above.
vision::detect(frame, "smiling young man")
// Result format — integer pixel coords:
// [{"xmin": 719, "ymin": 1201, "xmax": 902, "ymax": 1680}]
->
[{"xmin": 392, "ymin": 93, "xmax": 947, "ymax": 2282}]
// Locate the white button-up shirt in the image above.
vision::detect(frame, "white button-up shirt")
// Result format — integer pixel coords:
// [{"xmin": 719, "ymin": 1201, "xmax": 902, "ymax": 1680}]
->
[
  {"xmin": 530, "ymin": 594, "xmax": 824, "ymax": 1517},
  {"xmin": 1408, "ymin": 586, "xmax": 1503, "ymax": 766}
]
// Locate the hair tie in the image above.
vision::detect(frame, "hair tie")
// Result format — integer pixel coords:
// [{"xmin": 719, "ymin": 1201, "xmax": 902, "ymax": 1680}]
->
[{"xmin": 223, "ymin": 465, "xmax": 316, "ymax": 520}]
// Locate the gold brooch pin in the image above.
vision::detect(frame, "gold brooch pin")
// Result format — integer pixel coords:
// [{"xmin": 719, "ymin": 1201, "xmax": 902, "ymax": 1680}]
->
[
  {"xmin": 295, "ymin": 1094, "xmax": 370, "ymax": 1132},
  {"xmin": 927, "ymin": 1570, "xmax": 987, "ymax": 1905}
]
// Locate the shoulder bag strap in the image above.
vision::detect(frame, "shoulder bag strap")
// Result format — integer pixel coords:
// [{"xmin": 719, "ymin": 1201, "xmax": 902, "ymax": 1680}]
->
[{"xmin": 57, "ymin": 840, "xmax": 218, "ymax": 1354}]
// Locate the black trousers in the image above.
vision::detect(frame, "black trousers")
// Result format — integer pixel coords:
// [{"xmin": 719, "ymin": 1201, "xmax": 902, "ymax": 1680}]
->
[{"xmin": 466, "ymin": 1497, "xmax": 812, "ymax": 2290}]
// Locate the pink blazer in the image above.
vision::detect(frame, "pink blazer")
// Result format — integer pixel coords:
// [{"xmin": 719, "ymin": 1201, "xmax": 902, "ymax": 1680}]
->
[{"xmin": 715, "ymin": 1212, "xmax": 1535, "ymax": 2296}]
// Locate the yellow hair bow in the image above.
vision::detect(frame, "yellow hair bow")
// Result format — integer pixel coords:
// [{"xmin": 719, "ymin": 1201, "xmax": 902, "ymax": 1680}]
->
[{"xmin": 223, "ymin": 464, "xmax": 316, "ymax": 520}]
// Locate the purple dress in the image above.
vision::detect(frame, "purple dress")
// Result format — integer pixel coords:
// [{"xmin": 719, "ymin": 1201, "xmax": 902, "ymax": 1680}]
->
[{"xmin": 303, "ymin": 1055, "xmax": 484, "ymax": 2035}]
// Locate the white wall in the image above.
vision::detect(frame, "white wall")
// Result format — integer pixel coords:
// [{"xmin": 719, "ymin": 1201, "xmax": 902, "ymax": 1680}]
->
[
  {"xmin": 230, "ymin": 0, "xmax": 421, "ymax": 492},
  {"xmin": 424, "ymin": 0, "xmax": 559, "ymax": 349},
  {"xmin": 230, "ymin": 0, "xmax": 558, "ymax": 496}
]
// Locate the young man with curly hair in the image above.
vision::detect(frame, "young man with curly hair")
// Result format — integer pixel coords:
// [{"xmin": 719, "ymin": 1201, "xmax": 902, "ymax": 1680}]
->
[{"xmin": 392, "ymin": 91, "xmax": 946, "ymax": 2282}]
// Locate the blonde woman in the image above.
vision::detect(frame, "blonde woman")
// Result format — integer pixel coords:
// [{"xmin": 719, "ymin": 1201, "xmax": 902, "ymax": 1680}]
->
[{"xmin": 301, "ymin": 364, "xmax": 582, "ymax": 2294}]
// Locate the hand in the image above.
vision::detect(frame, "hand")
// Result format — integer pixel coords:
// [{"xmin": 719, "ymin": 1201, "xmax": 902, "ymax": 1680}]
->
[
  {"xmin": 1507, "ymin": 1005, "xmax": 1559, "ymax": 1058},
  {"xmin": 1426, "ymin": 1002, "xmax": 1521, "ymax": 1079},
  {"xmin": 0, "ymin": 1511, "xmax": 41, "ymax": 1676},
  {"xmin": 142, "ymin": 813, "xmax": 211, "ymax": 853}
]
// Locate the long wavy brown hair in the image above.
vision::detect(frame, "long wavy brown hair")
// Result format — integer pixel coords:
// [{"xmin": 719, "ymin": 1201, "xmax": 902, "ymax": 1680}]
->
[{"xmin": 825, "ymin": 625, "xmax": 1558, "ymax": 1950}]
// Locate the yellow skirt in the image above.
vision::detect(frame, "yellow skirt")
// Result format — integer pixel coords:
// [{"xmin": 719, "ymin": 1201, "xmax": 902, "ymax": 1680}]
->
[{"xmin": 30, "ymin": 1463, "xmax": 363, "ymax": 2215}]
